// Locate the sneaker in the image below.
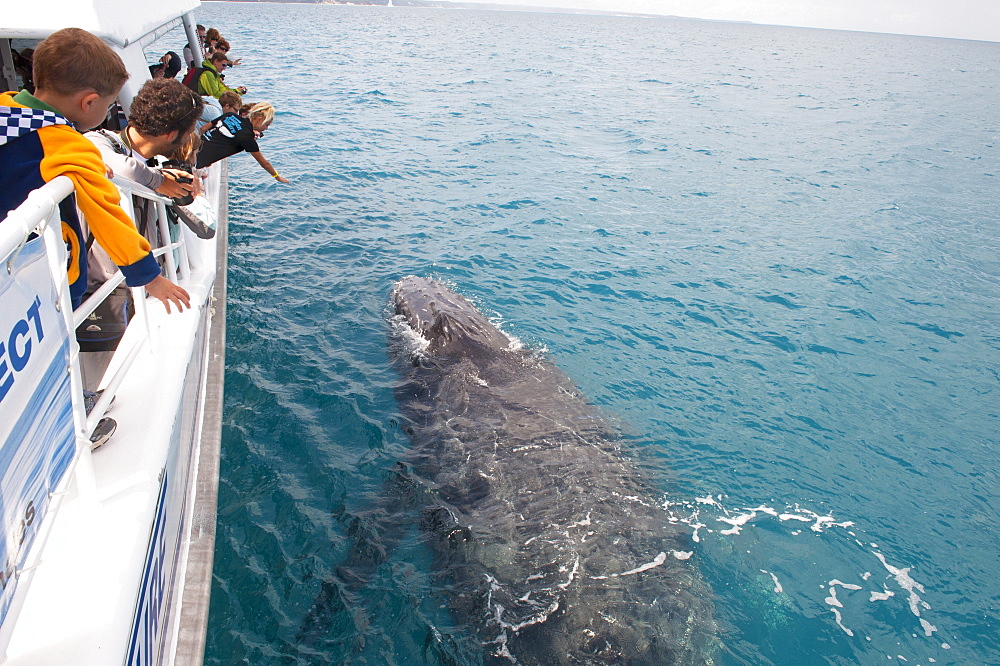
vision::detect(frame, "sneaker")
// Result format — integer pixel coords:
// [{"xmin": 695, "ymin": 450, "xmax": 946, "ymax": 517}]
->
[
  {"xmin": 84, "ymin": 390, "xmax": 115, "ymax": 416},
  {"xmin": 90, "ymin": 417, "xmax": 117, "ymax": 450}
]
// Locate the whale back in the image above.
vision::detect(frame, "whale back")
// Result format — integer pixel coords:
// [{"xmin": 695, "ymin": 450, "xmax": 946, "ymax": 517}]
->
[{"xmin": 389, "ymin": 277, "xmax": 719, "ymax": 664}]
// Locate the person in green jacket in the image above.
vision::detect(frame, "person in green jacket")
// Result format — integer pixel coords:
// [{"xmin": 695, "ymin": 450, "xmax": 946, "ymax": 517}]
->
[{"xmin": 197, "ymin": 52, "xmax": 246, "ymax": 99}]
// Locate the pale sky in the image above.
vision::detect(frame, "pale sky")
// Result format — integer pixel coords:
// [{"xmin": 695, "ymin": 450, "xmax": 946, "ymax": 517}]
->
[{"xmin": 457, "ymin": 0, "xmax": 1000, "ymax": 43}]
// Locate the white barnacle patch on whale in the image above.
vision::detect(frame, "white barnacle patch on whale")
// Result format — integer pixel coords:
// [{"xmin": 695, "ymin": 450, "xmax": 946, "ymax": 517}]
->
[{"xmin": 465, "ymin": 368, "xmax": 489, "ymax": 387}]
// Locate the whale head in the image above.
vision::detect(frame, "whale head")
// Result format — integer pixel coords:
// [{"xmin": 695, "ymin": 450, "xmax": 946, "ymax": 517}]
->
[{"xmin": 391, "ymin": 276, "xmax": 514, "ymax": 358}]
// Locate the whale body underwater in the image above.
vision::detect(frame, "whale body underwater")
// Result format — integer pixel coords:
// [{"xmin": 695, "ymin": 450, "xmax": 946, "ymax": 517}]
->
[{"xmin": 383, "ymin": 276, "xmax": 718, "ymax": 665}]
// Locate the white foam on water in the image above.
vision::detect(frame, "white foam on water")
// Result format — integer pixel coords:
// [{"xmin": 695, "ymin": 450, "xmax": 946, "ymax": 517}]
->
[
  {"xmin": 872, "ymin": 550, "xmax": 934, "ymax": 637},
  {"xmin": 824, "ymin": 579, "xmax": 865, "ymax": 634},
  {"xmin": 829, "ymin": 607, "xmax": 854, "ymax": 636},
  {"xmin": 718, "ymin": 511, "xmax": 758, "ymax": 535},
  {"xmin": 831, "ymin": 579, "xmax": 863, "ymax": 591},
  {"xmin": 618, "ymin": 551, "xmax": 667, "ymax": 576},
  {"xmin": 592, "ymin": 552, "xmax": 669, "ymax": 580},
  {"xmin": 824, "ymin": 584, "xmax": 843, "ymax": 608},
  {"xmin": 481, "ymin": 311, "xmax": 526, "ymax": 353},
  {"xmin": 388, "ymin": 313, "xmax": 431, "ymax": 360},
  {"xmin": 556, "ymin": 555, "xmax": 581, "ymax": 589},
  {"xmin": 659, "ymin": 493, "xmax": 949, "ymax": 655},
  {"xmin": 566, "ymin": 513, "xmax": 592, "ymax": 530},
  {"xmin": 695, "ymin": 494, "xmax": 724, "ymax": 508},
  {"xmin": 761, "ymin": 569, "xmax": 783, "ymax": 593}
]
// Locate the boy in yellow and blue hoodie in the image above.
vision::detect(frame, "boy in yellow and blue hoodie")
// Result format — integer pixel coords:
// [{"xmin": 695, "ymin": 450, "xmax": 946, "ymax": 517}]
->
[{"xmin": 0, "ymin": 27, "xmax": 189, "ymax": 312}]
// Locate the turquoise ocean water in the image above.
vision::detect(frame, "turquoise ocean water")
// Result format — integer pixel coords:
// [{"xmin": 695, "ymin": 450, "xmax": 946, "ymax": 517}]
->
[{"xmin": 179, "ymin": 3, "xmax": 997, "ymax": 663}]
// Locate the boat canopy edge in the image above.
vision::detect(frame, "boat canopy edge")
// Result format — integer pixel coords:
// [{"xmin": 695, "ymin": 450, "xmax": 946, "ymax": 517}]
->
[{"xmin": 2, "ymin": 0, "xmax": 201, "ymax": 46}]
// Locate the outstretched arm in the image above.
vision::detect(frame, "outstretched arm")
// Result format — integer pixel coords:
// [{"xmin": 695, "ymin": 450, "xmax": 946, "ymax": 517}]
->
[{"xmin": 250, "ymin": 151, "xmax": 289, "ymax": 184}]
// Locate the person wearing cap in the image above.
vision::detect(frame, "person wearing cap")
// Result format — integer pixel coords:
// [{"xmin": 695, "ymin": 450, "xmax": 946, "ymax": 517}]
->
[
  {"xmin": 197, "ymin": 52, "xmax": 247, "ymax": 99},
  {"xmin": 149, "ymin": 51, "xmax": 182, "ymax": 79}
]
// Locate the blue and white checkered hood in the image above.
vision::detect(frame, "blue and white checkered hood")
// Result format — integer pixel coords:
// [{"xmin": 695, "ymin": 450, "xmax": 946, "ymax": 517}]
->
[{"xmin": 0, "ymin": 106, "xmax": 71, "ymax": 147}]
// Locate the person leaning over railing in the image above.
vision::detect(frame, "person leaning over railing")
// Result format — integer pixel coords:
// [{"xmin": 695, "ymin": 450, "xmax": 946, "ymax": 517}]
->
[
  {"xmin": 196, "ymin": 101, "xmax": 289, "ymax": 183},
  {"xmin": 84, "ymin": 78, "xmax": 205, "ymax": 286},
  {"xmin": 213, "ymin": 38, "xmax": 242, "ymax": 67},
  {"xmin": 204, "ymin": 27, "xmax": 221, "ymax": 58},
  {"xmin": 195, "ymin": 52, "xmax": 247, "ymax": 131},
  {"xmin": 0, "ymin": 27, "xmax": 190, "ymax": 313},
  {"xmin": 195, "ymin": 89, "xmax": 241, "ymax": 133},
  {"xmin": 198, "ymin": 52, "xmax": 246, "ymax": 100}
]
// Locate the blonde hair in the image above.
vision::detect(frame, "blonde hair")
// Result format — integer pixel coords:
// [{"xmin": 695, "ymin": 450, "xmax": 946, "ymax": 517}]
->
[
  {"xmin": 33, "ymin": 28, "xmax": 129, "ymax": 96},
  {"xmin": 172, "ymin": 130, "xmax": 201, "ymax": 166},
  {"xmin": 247, "ymin": 102, "xmax": 274, "ymax": 126}
]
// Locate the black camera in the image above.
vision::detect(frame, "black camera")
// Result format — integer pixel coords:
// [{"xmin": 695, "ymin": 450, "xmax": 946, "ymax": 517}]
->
[{"xmin": 163, "ymin": 160, "xmax": 195, "ymax": 206}]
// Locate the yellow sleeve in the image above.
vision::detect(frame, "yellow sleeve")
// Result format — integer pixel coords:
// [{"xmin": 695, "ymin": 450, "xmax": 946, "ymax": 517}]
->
[{"xmin": 37, "ymin": 126, "xmax": 153, "ymax": 268}]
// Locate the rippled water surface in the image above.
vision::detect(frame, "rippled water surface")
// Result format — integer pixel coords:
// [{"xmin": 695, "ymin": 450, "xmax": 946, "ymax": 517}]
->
[{"xmin": 185, "ymin": 3, "xmax": 998, "ymax": 663}]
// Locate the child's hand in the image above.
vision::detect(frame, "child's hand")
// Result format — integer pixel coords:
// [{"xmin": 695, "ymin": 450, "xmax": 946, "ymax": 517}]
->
[{"xmin": 145, "ymin": 275, "xmax": 191, "ymax": 313}]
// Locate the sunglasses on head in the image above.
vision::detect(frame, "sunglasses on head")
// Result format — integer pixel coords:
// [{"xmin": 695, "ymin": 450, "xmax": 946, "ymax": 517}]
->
[{"xmin": 178, "ymin": 94, "xmax": 200, "ymax": 125}]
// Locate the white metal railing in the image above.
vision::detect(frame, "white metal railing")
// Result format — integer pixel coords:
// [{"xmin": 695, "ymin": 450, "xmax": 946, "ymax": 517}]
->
[{"xmin": 0, "ymin": 173, "xmax": 193, "ymax": 657}]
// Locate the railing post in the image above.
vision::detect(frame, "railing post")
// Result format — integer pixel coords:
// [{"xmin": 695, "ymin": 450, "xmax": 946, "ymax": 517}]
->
[
  {"xmin": 182, "ymin": 13, "xmax": 202, "ymax": 71},
  {"xmin": 155, "ymin": 200, "xmax": 179, "ymax": 283},
  {"xmin": 36, "ymin": 193, "xmax": 98, "ymax": 498},
  {"xmin": 178, "ymin": 219, "xmax": 192, "ymax": 281}
]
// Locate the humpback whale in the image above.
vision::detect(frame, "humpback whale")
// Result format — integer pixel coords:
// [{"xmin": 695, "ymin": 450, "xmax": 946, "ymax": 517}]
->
[{"xmin": 388, "ymin": 276, "xmax": 718, "ymax": 665}]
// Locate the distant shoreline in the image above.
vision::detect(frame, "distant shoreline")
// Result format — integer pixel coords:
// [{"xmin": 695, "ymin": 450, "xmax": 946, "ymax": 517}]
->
[{"xmin": 204, "ymin": 0, "xmax": 755, "ymax": 24}]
